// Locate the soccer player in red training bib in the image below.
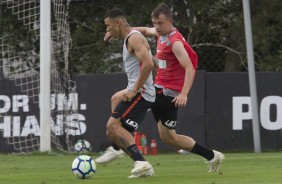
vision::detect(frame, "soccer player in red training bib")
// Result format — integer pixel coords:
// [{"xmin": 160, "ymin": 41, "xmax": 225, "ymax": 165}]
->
[
  {"xmin": 135, "ymin": 3, "xmax": 224, "ymax": 172},
  {"xmin": 100, "ymin": 3, "xmax": 224, "ymax": 173}
]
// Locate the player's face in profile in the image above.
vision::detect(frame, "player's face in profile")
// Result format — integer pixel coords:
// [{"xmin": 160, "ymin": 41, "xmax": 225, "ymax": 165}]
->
[
  {"xmin": 152, "ymin": 14, "xmax": 172, "ymax": 36},
  {"xmin": 104, "ymin": 17, "xmax": 119, "ymax": 38}
]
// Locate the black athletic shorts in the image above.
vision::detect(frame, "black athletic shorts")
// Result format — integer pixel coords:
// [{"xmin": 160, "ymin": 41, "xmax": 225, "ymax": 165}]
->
[
  {"xmin": 111, "ymin": 92, "xmax": 152, "ymax": 132},
  {"xmin": 151, "ymin": 87, "xmax": 178, "ymax": 129}
]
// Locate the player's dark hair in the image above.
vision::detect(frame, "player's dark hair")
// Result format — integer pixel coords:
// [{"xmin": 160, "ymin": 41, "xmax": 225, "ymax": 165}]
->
[
  {"xmin": 151, "ymin": 3, "xmax": 172, "ymax": 19},
  {"xmin": 104, "ymin": 8, "xmax": 126, "ymax": 19}
]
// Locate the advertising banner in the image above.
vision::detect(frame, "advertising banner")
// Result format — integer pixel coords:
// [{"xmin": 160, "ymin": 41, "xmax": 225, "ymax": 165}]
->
[
  {"xmin": 206, "ymin": 72, "xmax": 282, "ymax": 150},
  {"xmin": 1, "ymin": 72, "xmax": 282, "ymax": 152}
]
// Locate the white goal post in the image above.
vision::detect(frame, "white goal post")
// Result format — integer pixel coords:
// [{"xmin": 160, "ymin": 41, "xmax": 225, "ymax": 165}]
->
[
  {"xmin": 40, "ymin": 0, "xmax": 51, "ymax": 152},
  {"xmin": 0, "ymin": 0, "xmax": 82, "ymax": 153},
  {"xmin": 242, "ymin": 0, "xmax": 261, "ymax": 153}
]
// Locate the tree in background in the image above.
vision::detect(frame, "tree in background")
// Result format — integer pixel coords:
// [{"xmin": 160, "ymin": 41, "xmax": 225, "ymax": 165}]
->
[
  {"xmin": 68, "ymin": 0, "xmax": 247, "ymax": 73},
  {"xmin": 68, "ymin": 0, "xmax": 164, "ymax": 74},
  {"xmin": 1, "ymin": 0, "xmax": 282, "ymax": 74},
  {"xmin": 250, "ymin": 0, "xmax": 282, "ymax": 71},
  {"xmin": 0, "ymin": 6, "xmax": 39, "ymax": 79}
]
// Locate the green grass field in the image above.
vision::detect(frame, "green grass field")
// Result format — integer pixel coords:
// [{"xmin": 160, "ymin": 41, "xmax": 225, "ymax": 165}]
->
[{"xmin": 0, "ymin": 152, "xmax": 282, "ymax": 184}]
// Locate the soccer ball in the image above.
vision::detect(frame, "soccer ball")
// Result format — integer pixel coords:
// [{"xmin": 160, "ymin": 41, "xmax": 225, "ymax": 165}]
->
[
  {"xmin": 73, "ymin": 140, "xmax": 92, "ymax": 153},
  {"xmin": 72, "ymin": 155, "xmax": 96, "ymax": 179}
]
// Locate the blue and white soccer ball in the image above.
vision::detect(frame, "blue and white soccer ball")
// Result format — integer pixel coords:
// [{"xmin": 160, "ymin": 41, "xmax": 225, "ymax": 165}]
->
[
  {"xmin": 71, "ymin": 155, "xmax": 96, "ymax": 179},
  {"xmin": 72, "ymin": 140, "xmax": 92, "ymax": 153}
]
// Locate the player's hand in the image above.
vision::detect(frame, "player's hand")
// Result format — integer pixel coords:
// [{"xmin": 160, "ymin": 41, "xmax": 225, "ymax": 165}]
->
[
  {"xmin": 172, "ymin": 93, "xmax": 187, "ymax": 107},
  {"xmin": 104, "ymin": 31, "xmax": 113, "ymax": 42},
  {"xmin": 122, "ymin": 89, "xmax": 137, "ymax": 102}
]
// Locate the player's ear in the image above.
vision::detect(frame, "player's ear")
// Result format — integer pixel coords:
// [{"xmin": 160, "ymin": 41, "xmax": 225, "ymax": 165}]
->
[{"xmin": 115, "ymin": 18, "xmax": 123, "ymax": 27}]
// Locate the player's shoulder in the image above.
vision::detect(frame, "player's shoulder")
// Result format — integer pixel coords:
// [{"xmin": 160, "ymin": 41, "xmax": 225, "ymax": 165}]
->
[
  {"xmin": 169, "ymin": 31, "xmax": 188, "ymax": 47},
  {"xmin": 129, "ymin": 31, "xmax": 145, "ymax": 40},
  {"xmin": 127, "ymin": 31, "xmax": 146, "ymax": 46},
  {"xmin": 169, "ymin": 30, "xmax": 183, "ymax": 41}
]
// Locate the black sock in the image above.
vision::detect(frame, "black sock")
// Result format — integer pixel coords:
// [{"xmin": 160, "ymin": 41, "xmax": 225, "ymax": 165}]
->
[
  {"xmin": 127, "ymin": 144, "xmax": 145, "ymax": 161},
  {"xmin": 191, "ymin": 142, "xmax": 214, "ymax": 161},
  {"xmin": 111, "ymin": 143, "xmax": 120, "ymax": 151}
]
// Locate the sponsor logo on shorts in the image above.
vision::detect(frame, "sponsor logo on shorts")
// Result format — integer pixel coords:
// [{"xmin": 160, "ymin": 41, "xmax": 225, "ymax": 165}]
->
[
  {"xmin": 165, "ymin": 120, "xmax": 177, "ymax": 128},
  {"xmin": 125, "ymin": 119, "xmax": 138, "ymax": 130}
]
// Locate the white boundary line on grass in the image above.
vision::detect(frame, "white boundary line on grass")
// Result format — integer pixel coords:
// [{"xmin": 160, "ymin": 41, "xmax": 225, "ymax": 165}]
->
[{"xmin": 168, "ymin": 154, "xmax": 282, "ymax": 163}]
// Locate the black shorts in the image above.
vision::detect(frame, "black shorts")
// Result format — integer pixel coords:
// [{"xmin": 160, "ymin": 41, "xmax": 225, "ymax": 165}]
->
[
  {"xmin": 111, "ymin": 93, "xmax": 152, "ymax": 132},
  {"xmin": 151, "ymin": 87, "xmax": 178, "ymax": 129}
]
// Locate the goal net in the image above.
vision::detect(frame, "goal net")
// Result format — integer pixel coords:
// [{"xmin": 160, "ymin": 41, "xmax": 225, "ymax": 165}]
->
[{"xmin": 0, "ymin": 0, "xmax": 81, "ymax": 153}]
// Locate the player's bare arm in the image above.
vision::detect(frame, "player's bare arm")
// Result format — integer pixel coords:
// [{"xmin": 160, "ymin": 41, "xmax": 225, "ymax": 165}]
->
[
  {"xmin": 133, "ymin": 27, "xmax": 157, "ymax": 37},
  {"xmin": 171, "ymin": 41, "xmax": 195, "ymax": 107},
  {"xmin": 152, "ymin": 56, "xmax": 159, "ymax": 79},
  {"xmin": 122, "ymin": 33, "xmax": 154, "ymax": 101},
  {"xmin": 104, "ymin": 27, "xmax": 157, "ymax": 42}
]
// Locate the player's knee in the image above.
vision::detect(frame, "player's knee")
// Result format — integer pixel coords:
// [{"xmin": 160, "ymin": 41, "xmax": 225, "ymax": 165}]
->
[
  {"xmin": 106, "ymin": 129, "xmax": 110, "ymax": 138},
  {"xmin": 106, "ymin": 120, "xmax": 117, "ymax": 137},
  {"xmin": 106, "ymin": 124, "xmax": 112, "ymax": 138},
  {"xmin": 111, "ymin": 92, "xmax": 120, "ymax": 103}
]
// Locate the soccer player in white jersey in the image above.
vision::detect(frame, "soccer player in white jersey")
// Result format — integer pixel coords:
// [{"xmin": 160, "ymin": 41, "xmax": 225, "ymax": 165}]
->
[{"xmin": 102, "ymin": 8, "xmax": 155, "ymax": 178}]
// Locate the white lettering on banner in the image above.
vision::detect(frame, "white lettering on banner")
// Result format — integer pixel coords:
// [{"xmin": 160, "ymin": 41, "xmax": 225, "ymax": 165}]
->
[
  {"xmin": 21, "ymin": 116, "xmax": 40, "ymax": 136},
  {"xmin": 13, "ymin": 116, "xmax": 20, "ymax": 136},
  {"xmin": 0, "ymin": 114, "xmax": 87, "ymax": 137},
  {"xmin": 57, "ymin": 93, "xmax": 78, "ymax": 111},
  {"xmin": 0, "ymin": 116, "xmax": 21, "ymax": 137},
  {"xmin": 0, "ymin": 93, "xmax": 88, "ymax": 138},
  {"xmin": 0, "ymin": 116, "xmax": 11, "ymax": 137},
  {"xmin": 12, "ymin": 95, "xmax": 29, "ymax": 112},
  {"xmin": 1, "ymin": 93, "xmax": 79, "ymax": 113},
  {"xmin": 260, "ymin": 96, "xmax": 282, "ymax": 130},
  {"xmin": 0, "ymin": 95, "xmax": 29, "ymax": 113},
  {"xmin": 0, "ymin": 95, "xmax": 11, "ymax": 113},
  {"xmin": 52, "ymin": 115, "xmax": 64, "ymax": 136},
  {"xmin": 232, "ymin": 96, "xmax": 282, "ymax": 130},
  {"xmin": 50, "ymin": 93, "xmax": 78, "ymax": 111},
  {"xmin": 51, "ymin": 94, "xmax": 56, "ymax": 110},
  {"xmin": 232, "ymin": 97, "xmax": 252, "ymax": 130},
  {"xmin": 64, "ymin": 114, "xmax": 86, "ymax": 135}
]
